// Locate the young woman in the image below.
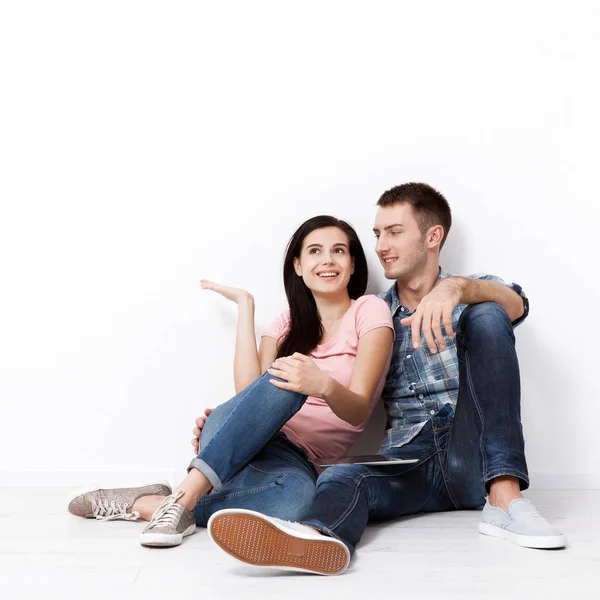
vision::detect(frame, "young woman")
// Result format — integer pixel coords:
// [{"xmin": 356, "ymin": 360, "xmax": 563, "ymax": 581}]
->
[{"xmin": 68, "ymin": 216, "xmax": 394, "ymax": 548}]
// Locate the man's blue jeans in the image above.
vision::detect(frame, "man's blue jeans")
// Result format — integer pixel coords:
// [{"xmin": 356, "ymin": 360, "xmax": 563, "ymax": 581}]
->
[
  {"xmin": 301, "ymin": 302, "xmax": 529, "ymax": 554},
  {"xmin": 189, "ymin": 372, "xmax": 317, "ymax": 526}
]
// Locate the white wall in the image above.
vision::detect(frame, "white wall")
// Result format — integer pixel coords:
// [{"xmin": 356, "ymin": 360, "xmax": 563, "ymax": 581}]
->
[{"xmin": 1, "ymin": 1, "xmax": 598, "ymax": 488}]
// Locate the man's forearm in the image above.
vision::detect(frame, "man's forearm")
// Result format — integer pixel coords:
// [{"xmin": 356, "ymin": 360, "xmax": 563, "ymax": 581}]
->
[{"xmin": 446, "ymin": 277, "xmax": 525, "ymax": 322}]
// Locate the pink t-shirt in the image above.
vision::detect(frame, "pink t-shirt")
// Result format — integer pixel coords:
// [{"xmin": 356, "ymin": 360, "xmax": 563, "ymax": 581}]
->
[{"xmin": 262, "ymin": 295, "xmax": 394, "ymax": 460}]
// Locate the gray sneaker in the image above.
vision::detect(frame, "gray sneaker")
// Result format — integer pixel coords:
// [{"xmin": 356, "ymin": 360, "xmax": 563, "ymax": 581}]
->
[
  {"xmin": 139, "ymin": 489, "xmax": 197, "ymax": 547},
  {"xmin": 68, "ymin": 482, "xmax": 172, "ymax": 521},
  {"xmin": 478, "ymin": 498, "xmax": 567, "ymax": 549}
]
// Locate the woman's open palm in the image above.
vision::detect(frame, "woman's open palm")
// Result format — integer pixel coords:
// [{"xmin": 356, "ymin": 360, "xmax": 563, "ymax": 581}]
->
[{"xmin": 200, "ymin": 279, "xmax": 253, "ymax": 304}]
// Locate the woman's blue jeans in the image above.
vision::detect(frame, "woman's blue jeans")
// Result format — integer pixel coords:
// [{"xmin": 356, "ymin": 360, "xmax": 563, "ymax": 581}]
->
[
  {"xmin": 301, "ymin": 302, "xmax": 529, "ymax": 554},
  {"xmin": 189, "ymin": 372, "xmax": 317, "ymax": 526}
]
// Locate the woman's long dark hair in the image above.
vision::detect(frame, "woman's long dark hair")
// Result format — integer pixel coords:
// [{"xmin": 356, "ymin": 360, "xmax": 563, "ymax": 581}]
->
[{"xmin": 276, "ymin": 216, "xmax": 368, "ymax": 359}]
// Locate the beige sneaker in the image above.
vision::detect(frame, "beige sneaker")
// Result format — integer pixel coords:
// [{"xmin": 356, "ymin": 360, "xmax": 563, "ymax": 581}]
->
[
  {"xmin": 139, "ymin": 490, "xmax": 197, "ymax": 547},
  {"xmin": 208, "ymin": 509, "xmax": 350, "ymax": 575},
  {"xmin": 68, "ymin": 482, "xmax": 172, "ymax": 521}
]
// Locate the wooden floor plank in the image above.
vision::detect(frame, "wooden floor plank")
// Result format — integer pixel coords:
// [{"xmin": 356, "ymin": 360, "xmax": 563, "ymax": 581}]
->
[{"xmin": 0, "ymin": 488, "xmax": 597, "ymax": 599}]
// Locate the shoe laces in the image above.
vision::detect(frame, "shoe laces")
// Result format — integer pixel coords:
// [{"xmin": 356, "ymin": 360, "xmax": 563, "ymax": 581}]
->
[
  {"xmin": 92, "ymin": 497, "xmax": 140, "ymax": 521},
  {"xmin": 144, "ymin": 489, "xmax": 185, "ymax": 531}
]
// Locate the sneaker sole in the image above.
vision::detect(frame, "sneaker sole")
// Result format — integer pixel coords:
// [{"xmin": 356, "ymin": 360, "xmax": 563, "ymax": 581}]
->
[
  {"xmin": 140, "ymin": 523, "xmax": 197, "ymax": 547},
  {"xmin": 478, "ymin": 521, "xmax": 567, "ymax": 549},
  {"xmin": 67, "ymin": 481, "xmax": 172, "ymax": 518},
  {"xmin": 208, "ymin": 510, "xmax": 350, "ymax": 575}
]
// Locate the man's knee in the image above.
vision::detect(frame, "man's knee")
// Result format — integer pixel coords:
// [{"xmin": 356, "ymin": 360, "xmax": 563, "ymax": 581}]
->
[
  {"xmin": 458, "ymin": 302, "xmax": 514, "ymax": 343},
  {"xmin": 316, "ymin": 464, "xmax": 371, "ymax": 490}
]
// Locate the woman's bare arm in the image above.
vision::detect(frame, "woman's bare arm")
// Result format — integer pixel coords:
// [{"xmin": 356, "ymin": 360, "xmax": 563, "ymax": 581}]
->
[
  {"xmin": 268, "ymin": 326, "xmax": 394, "ymax": 426},
  {"xmin": 201, "ymin": 280, "xmax": 268, "ymax": 394}
]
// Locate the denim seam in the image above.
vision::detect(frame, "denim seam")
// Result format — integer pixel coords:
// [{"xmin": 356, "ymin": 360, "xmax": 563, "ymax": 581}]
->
[
  {"xmin": 195, "ymin": 473, "xmax": 289, "ymax": 505},
  {"xmin": 435, "ymin": 438, "xmax": 460, "ymax": 509},
  {"xmin": 196, "ymin": 483, "xmax": 278, "ymax": 505},
  {"xmin": 324, "ymin": 452, "xmax": 438, "ymax": 533},
  {"xmin": 463, "ymin": 347, "xmax": 489, "ymax": 480},
  {"xmin": 247, "ymin": 463, "xmax": 289, "ymax": 476}
]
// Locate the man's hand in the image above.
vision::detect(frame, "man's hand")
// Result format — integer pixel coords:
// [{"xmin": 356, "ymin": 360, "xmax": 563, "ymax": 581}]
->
[
  {"xmin": 191, "ymin": 408, "xmax": 213, "ymax": 454},
  {"xmin": 267, "ymin": 353, "xmax": 331, "ymax": 396},
  {"xmin": 400, "ymin": 278, "xmax": 463, "ymax": 354}
]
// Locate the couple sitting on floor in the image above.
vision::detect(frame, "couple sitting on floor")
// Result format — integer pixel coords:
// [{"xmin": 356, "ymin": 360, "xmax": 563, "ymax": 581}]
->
[{"xmin": 68, "ymin": 182, "xmax": 566, "ymax": 575}]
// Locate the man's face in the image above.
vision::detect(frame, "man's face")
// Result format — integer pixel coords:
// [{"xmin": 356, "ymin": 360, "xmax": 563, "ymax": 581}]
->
[{"xmin": 373, "ymin": 203, "xmax": 428, "ymax": 280}]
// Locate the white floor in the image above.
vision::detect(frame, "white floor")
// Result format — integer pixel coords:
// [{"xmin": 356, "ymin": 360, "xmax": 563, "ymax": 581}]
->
[{"xmin": 0, "ymin": 488, "xmax": 598, "ymax": 600}]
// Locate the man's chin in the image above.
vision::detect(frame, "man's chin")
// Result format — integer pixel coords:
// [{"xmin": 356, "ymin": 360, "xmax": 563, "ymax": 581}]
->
[{"xmin": 383, "ymin": 267, "xmax": 402, "ymax": 280}]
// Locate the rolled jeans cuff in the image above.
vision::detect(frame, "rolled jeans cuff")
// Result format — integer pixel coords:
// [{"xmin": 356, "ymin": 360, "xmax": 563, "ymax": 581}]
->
[
  {"xmin": 483, "ymin": 468, "xmax": 530, "ymax": 492},
  {"xmin": 188, "ymin": 457, "xmax": 223, "ymax": 492},
  {"xmin": 300, "ymin": 519, "xmax": 355, "ymax": 556}
]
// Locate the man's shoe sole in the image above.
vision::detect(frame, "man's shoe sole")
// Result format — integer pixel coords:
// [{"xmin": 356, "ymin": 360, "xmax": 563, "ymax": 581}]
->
[
  {"xmin": 140, "ymin": 524, "xmax": 197, "ymax": 547},
  {"xmin": 478, "ymin": 522, "xmax": 567, "ymax": 549},
  {"xmin": 208, "ymin": 510, "xmax": 350, "ymax": 575}
]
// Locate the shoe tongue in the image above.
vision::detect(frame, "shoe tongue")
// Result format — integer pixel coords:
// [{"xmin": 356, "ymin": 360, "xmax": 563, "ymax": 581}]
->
[
  {"xmin": 153, "ymin": 497, "xmax": 184, "ymax": 524},
  {"xmin": 508, "ymin": 498, "xmax": 534, "ymax": 515}
]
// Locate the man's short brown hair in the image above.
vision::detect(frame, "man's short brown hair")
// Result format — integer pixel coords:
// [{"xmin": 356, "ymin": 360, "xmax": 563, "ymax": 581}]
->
[{"xmin": 377, "ymin": 182, "xmax": 452, "ymax": 249}]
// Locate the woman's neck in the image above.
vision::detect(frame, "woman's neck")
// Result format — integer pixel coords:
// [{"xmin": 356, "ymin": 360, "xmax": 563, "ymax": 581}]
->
[{"xmin": 313, "ymin": 292, "xmax": 352, "ymax": 327}]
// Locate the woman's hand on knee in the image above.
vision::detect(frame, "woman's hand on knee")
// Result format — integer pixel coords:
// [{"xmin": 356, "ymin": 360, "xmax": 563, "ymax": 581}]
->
[
  {"xmin": 191, "ymin": 408, "xmax": 213, "ymax": 453},
  {"xmin": 267, "ymin": 353, "xmax": 331, "ymax": 396}
]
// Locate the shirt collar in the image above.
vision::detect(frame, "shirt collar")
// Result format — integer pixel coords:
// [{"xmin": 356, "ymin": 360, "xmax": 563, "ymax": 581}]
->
[{"xmin": 381, "ymin": 266, "xmax": 449, "ymax": 317}]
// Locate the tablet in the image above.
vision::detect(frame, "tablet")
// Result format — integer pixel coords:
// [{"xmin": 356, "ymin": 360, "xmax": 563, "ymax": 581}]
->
[{"xmin": 313, "ymin": 454, "xmax": 420, "ymax": 467}]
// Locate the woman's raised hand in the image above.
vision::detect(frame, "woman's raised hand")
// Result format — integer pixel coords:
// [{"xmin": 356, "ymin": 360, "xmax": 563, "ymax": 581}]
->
[
  {"xmin": 200, "ymin": 279, "xmax": 253, "ymax": 305},
  {"xmin": 267, "ymin": 352, "xmax": 332, "ymax": 397}
]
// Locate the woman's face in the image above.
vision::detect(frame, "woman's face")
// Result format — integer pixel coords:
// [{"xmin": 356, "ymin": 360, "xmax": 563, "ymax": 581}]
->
[{"xmin": 293, "ymin": 227, "xmax": 355, "ymax": 296}]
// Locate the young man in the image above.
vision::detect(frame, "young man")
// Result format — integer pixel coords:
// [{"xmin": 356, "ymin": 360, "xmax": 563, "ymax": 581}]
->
[{"xmin": 206, "ymin": 182, "xmax": 566, "ymax": 575}]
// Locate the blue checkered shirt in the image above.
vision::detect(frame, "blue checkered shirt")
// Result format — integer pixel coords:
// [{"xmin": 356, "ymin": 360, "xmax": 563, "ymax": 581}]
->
[{"xmin": 378, "ymin": 267, "xmax": 529, "ymax": 451}]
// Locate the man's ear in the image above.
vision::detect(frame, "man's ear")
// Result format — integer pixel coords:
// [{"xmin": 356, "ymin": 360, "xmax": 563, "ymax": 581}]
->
[
  {"xmin": 427, "ymin": 225, "xmax": 444, "ymax": 249},
  {"xmin": 293, "ymin": 257, "xmax": 302, "ymax": 276}
]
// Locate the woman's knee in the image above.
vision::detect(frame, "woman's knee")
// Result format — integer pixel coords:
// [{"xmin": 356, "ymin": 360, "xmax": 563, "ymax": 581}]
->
[{"xmin": 199, "ymin": 403, "xmax": 234, "ymax": 450}]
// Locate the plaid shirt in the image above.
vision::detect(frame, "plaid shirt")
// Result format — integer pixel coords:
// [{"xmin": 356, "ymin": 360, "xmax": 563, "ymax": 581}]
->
[{"xmin": 378, "ymin": 267, "xmax": 529, "ymax": 451}]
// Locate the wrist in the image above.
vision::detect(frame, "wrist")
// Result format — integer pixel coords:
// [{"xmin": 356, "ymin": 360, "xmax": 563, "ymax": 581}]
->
[
  {"xmin": 445, "ymin": 276, "xmax": 468, "ymax": 298},
  {"xmin": 320, "ymin": 374, "xmax": 336, "ymax": 398}
]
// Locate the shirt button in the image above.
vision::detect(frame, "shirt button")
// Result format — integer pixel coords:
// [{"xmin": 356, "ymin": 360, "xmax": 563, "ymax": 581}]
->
[
  {"xmin": 400, "ymin": 307, "xmax": 406, "ymax": 312},
  {"xmin": 430, "ymin": 410, "xmax": 435, "ymax": 415},
  {"xmin": 406, "ymin": 355, "xmax": 411, "ymax": 359},
  {"xmin": 419, "ymin": 394, "xmax": 424, "ymax": 399}
]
